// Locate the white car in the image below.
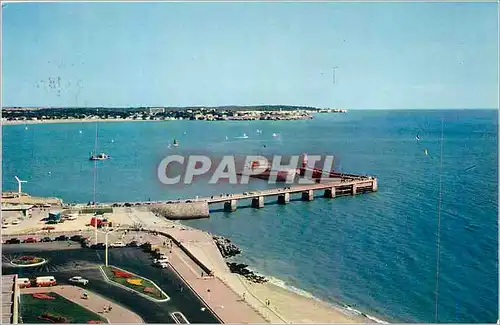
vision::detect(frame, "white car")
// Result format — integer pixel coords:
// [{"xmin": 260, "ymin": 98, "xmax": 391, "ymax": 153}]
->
[
  {"xmin": 111, "ymin": 241, "xmax": 126, "ymax": 247},
  {"xmin": 157, "ymin": 262, "xmax": 168, "ymax": 269},
  {"xmin": 153, "ymin": 258, "xmax": 169, "ymax": 264},
  {"xmin": 68, "ymin": 276, "xmax": 89, "ymax": 285},
  {"xmin": 11, "ymin": 220, "xmax": 20, "ymax": 225},
  {"xmin": 66, "ymin": 214, "xmax": 78, "ymax": 220}
]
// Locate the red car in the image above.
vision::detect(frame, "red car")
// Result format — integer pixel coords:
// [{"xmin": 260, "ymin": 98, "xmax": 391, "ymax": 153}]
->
[{"xmin": 24, "ymin": 237, "xmax": 37, "ymax": 243}]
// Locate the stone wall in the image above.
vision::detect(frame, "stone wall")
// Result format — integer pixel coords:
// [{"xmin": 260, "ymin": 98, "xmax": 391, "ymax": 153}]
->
[{"xmin": 150, "ymin": 202, "xmax": 209, "ymax": 220}]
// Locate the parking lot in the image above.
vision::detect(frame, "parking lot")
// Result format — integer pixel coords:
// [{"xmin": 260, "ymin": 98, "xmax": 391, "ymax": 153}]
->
[{"xmin": 2, "ymin": 242, "xmax": 220, "ymax": 323}]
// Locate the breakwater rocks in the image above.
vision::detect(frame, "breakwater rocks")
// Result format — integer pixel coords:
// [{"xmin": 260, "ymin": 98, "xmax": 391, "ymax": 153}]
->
[
  {"xmin": 227, "ymin": 262, "xmax": 268, "ymax": 284},
  {"xmin": 150, "ymin": 202, "xmax": 209, "ymax": 220},
  {"xmin": 213, "ymin": 235, "xmax": 241, "ymax": 258}
]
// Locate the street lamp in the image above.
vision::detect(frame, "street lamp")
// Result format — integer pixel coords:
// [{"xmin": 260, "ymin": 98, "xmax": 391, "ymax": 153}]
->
[
  {"xmin": 95, "ymin": 227, "xmax": 111, "ymax": 267},
  {"xmin": 105, "ymin": 230, "xmax": 109, "ymax": 267}
]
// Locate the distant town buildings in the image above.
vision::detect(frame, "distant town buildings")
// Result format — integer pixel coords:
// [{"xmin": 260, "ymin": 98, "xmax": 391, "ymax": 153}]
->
[
  {"xmin": 1, "ymin": 106, "xmax": 347, "ymax": 123},
  {"xmin": 148, "ymin": 107, "xmax": 166, "ymax": 115}
]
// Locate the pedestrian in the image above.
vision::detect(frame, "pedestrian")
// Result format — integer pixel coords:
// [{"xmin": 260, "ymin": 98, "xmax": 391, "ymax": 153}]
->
[
  {"xmin": 242, "ymin": 293, "xmax": 246, "ymax": 301},
  {"xmin": 103, "ymin": 306, "xmax": 107, "ymax": 313},
  {"xmin": 201, "ymin": 271, "xmax": 204, "ymax": 277},
  {"xmin": 108, "ymin": 305, "xmax": 112, "ymax": 312}
]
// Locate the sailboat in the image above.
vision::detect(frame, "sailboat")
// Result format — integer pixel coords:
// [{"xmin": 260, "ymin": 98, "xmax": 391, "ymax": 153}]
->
[
  {"xmin": 173, "ymin": 138, "xmax": 179, "ymax": 147},
  {"xmin": 89, "ymin": 110, "xmax": 110, "ymax": 161},
  {"xmin": 89, "ymin": 153, "xmax": 110, "ymax": 161}
]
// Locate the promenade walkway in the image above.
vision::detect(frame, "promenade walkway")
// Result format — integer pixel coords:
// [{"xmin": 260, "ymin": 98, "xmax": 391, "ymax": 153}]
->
[{"xmin": 143, "ymin": 232, "xmax": 269, "ymax": 324}]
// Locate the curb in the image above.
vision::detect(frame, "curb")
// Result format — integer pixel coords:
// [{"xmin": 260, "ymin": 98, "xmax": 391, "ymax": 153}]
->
[{"xmin": 99, "ymin": 265, "xmax": 170, "ymax": 302}]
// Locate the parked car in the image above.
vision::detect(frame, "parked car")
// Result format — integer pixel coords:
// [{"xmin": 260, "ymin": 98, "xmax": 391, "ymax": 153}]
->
[
  {"xmin": 70, "ymin": 235, "xmax": 83, "ymax": 242},
  {"xmin": 35, "ymin": 276, "xmax": 56, "ymax": 287},
  {"xmin": 90, "ymin": 243, "xmax": 106, "ymax": 250},
  {"xmin": 40, "ymin": 237, "xmax": 52, "ymax": 242},
  {"xmin": 54, "ymin": 235, "xmax": 69, "ymax": 241},
  {"xmin": 11, "ymin": 219, "xmax": 20, "ymax": 225},
  {"xmin": 111, "ymin": 241, "xmax": 126, "ymax": 248},
  {"xmin": 5, "ymin": 238, "xmax": 21, "ymax": 244},
  {"xmin": 68, "ymin": 276, "xmax": 89, "ymax": 285},
  {"xmin": 126, "ymin": 241, "xmax": 139, "ymax": 247},
  {"xmin": 153, "ymin": 258, "xmax": 169, "ymax": 264},
  {"xmin": 16, "ymin": 278, "xmax": 31, "ymax": 288},
  {"xmin": 154, "ymin": 262, "xmax": 169, "ymax": 269},
  {"xmin": 23, "ymin": 237, "xmax": 37, "ymax": 243}
]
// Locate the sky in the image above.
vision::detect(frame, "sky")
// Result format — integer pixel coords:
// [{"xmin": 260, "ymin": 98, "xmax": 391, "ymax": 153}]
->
[{"xmin": 1, "ymin": 2, "xmax": 498, "ymax": 109}]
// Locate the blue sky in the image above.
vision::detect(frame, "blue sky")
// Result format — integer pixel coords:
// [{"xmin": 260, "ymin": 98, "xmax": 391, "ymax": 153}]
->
[{"xmin": 1, "ymin": 2, "xmax": 498, "ymax": 109}]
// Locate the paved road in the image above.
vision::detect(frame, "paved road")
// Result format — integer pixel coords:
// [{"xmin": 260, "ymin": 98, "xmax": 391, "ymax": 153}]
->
[{"xmin": 2, "ymin": 243, "xmax": 220, "ymax": 324}]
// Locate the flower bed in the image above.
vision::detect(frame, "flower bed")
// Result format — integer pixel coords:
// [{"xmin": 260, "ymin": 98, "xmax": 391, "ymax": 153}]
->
[
  {"xmin": 102, "ymin": 266, "xmax": 169, "ymax": 301},
  {"xmin": 38, "ymin": 312, "xmax": 69, "ymax": 323},
  {"xmin": 32, "ymin": 293, "xmax": 55, "ymax": 300},
  {"xmin": 111, "ymin": 269, "xmax": 133, "ymax": 278},
  {"xmin": 11, "ymin": 255, "xmax": 47, "ymax": 267}
]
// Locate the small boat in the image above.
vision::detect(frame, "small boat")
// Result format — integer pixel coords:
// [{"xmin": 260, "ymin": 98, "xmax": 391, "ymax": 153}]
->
[
  {"xmin": 235, "ymin": 133, "xmax": 249, "ymax": 139},
  {"xmin": 89, "ymin": 153, "xmax": 110, "ymax": 161},
  {"xmin": 272, "ymin": 133, "xmax": 277, "ymax": 137},
  {"xmin": 173, "ymin": 139, "xmax": 179, "ymax": 147}
]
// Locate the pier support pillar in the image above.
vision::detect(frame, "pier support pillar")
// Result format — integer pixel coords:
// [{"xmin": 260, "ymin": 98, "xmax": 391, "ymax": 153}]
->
[
  {"xmin": 372, "ymin": 179, "xmax": 378, "ymax": 192},
  {"xmin": 324, "ymin": 187, "xmax": 336, "ymax": 198},
  {"xmin": 301, "ymin": 190, "xmax": 314, "ymax": 201},
  {"xmin": 352, "ymin": 184, "xmax": 357, "ymax": 195},
  {"xmin": 224, "ymin": 200, "xmax": 237, "ymax": 212},
  {"xmin": 251, "ymin": 196, "xmax": 264, "ymax": 208},
  {"xmin": 277, "ymin": 193, "xmax": 290, "ymax": 205}
]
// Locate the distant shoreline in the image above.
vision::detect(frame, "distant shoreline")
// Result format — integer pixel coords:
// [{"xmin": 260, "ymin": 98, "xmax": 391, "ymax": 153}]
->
[
  {"xmin": 1, "ymin": 116, "xmax": 317, "ymax": 126},
  {"xmin": 1, "ymin": 119, "xmax": 165, "ymax": 126}
]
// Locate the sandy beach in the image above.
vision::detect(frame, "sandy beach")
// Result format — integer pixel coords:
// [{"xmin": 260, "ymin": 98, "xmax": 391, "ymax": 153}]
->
[{"xmin": 240, "ymin": 276, "xmax": 373, "ymax": 323}]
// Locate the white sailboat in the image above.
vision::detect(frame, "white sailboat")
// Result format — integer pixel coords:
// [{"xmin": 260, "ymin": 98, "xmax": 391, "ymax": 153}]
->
[{"xmin": 89, "ymin": 110, "xmax": 110, "ymax": 161}]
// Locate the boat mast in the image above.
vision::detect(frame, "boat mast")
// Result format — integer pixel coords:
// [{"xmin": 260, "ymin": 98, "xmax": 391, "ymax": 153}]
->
[{"xmin": 92, "ymin": 108, "xmax": 99, "ymax": 205}]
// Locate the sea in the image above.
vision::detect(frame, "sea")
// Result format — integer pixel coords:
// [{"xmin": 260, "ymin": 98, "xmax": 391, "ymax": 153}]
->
[{"xmin": 2, "ymin": 109, "xmax": 498, "ymax": 323}]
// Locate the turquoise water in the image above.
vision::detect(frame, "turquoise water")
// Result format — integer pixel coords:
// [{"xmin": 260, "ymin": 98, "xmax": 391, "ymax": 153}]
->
[{"xmin": 2, "ymin": 110, "xmax": 498, "ymax": 322}]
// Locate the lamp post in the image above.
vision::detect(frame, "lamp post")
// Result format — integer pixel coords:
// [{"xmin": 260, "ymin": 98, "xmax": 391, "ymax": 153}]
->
[
  {"xmin": 105, "ymin": 230, "xmax": 109, "ymax": 267},
  {"xmin": 94, "ymin": 215, "xmax": 98, "ymax": 245}
]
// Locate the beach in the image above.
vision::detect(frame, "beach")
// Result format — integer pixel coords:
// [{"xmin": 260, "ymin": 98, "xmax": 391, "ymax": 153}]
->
[{"xmin": 237, "ymin": 275, "xmax": 375, "ymax": 323}]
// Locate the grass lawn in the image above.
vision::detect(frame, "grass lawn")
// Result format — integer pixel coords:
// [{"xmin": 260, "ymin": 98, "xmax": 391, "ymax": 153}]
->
[
  {"xmin": 80, "ymin": 207, "xmax": 114, "ymax": 214},
  {"xmin": 20, "ymin": 293, "xmax": 107, "ymax": 324},
  {"xmin": 103, "ymin": 266, "xmax": 168, "ymax": 301}
]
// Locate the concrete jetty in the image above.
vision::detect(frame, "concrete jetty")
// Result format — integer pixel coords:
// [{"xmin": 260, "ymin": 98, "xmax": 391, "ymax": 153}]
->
[
  {"xmin": 101, "ymin": 175, "xmax": 378, "ymax": 214},
  {"xmin": 202, "ymin": 177, "xmax": 377, "ymax": 212}
]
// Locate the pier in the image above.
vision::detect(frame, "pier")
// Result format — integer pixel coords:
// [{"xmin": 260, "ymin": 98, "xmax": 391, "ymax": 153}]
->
[{"xmin": 101, "ymin": 175, "xmax": 378, "ymax": 213}]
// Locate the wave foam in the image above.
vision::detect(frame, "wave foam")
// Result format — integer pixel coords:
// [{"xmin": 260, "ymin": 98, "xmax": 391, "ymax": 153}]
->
[{"xmin": 248, "ymin": 268, "xmax": 389, "ymax": 324}]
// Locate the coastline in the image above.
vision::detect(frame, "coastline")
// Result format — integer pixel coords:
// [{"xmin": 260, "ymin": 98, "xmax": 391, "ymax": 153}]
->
[
  {"xmin": 2, "ymin": 195, "xmax": 388, "ymax": 324},
  {"xmin": 237, "ymin": 269, "xmax": 388, "ymax": 324},
  {"xmin": 1, "ymin": 119, "xmax": 166, "ymax": 126}
]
